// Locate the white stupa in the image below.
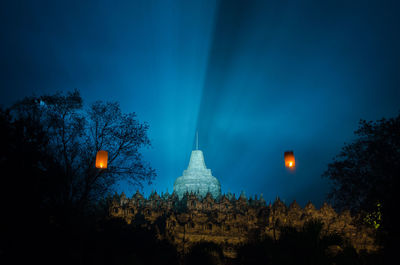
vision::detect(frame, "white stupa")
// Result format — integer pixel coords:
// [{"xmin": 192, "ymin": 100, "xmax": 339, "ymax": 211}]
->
[{"xmin": 173, "ymin": 132, "xmax": 221, "ymax": 199}]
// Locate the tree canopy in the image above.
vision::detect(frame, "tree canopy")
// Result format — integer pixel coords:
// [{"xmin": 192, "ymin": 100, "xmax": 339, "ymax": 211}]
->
[
  {"xmin": 323, "ymin": 113, "xmax": 399, "ymax": 214},
  {"xmin": 1, "ymin": 89, "xmax": 156, "ymax": 213},
  {"xmin": 323, "ymin": 113, "xmax": 399, "ymax": 261}
]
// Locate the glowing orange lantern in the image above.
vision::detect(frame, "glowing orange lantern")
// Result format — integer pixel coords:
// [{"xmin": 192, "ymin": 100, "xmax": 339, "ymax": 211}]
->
[
  {"xmin": 284, "ymin": 151, "xmax": 295, "ymax": 168},
  {"xmin": 96, "ymin": 150, "xmax": 108, "ymax": 169}
]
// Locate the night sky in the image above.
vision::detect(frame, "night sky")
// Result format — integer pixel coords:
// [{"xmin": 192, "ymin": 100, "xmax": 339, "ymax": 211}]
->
[{"xmin": 1, "ymin": 0, "xmax": 399, "ymax": 207}]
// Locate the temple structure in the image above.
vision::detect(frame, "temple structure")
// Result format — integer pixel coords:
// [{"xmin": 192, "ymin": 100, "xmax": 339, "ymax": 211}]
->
[
  {"xmin": 109, "ymin": 192, "xmax": 378, "ymax": 257},
  {"xmin": 109, "ymin": 135, "xmax": 379, "ymax": 257},
  {"xmin": 173, "ymin": 135, "xmax": 221, "ymax": 199}
]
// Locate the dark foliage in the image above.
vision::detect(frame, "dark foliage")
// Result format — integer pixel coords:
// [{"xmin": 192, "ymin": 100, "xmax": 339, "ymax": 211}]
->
[
  {"xmin": 2, "ymin": 90, "xmax": 155, "ymax": 212},
  {"xmin": 184, "ymin": 242, "xmax": 225, "ymax": 265},
  {"xmin": 323, "ymin": 113, "xmax": 399, "ymax": 263},
  {"xmin": 323, "ymin": 114, "xmax": 399, "ymax": 214},
  {"xmin": 236, "ymin": 220, "xmax": 381, "ymax": 265},
  {"xmin": 0, "ymin": 91, "xmax": 161, "ymax": 265},
  {"xmin": 83, "ymin": 218, "xmax": 179, "ymax": 265}
]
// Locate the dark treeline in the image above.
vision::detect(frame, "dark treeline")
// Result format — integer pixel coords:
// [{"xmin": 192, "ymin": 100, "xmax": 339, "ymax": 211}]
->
[
  {"xmin": 0, "ymin": 91, "xmax": 396, "ymax": 265},
  {"xmin": 235, "ymin": 220, "xmax": 382, "ymax": 265},
  {"xmin": 0, "ymin": 90, "xmax": 164, "ymax": 265},
  {"xmin": 323, "ymin": 113, "xmax": 399, "ymax": 264}
]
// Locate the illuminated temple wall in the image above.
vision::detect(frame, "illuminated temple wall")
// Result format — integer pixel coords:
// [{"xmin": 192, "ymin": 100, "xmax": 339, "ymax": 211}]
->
[{"xmin": 109, "ymin": 191, "xmax": 378, "ymax": 257}]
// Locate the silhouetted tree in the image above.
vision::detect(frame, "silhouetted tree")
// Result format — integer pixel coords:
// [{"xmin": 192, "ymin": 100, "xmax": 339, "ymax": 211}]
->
[
  {"xmin": 323, "ymin": 113, "xmax": 399, "ymax": 263},
  {"xmin": 9, "ymin": 90, "xmax": 156, "ymax": 212},
  {"xmin": 0, "ymin": 106, "xmax": 62, "ymax": 264},
  {"xmin": 0, "ymin": 90, "xmax": 157, "ymax": 264}
]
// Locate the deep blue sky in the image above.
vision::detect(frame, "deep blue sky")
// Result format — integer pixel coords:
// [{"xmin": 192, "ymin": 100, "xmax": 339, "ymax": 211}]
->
[{"xmin": 1, "ymin": 0, "xmax": 399, "ymax": 206}]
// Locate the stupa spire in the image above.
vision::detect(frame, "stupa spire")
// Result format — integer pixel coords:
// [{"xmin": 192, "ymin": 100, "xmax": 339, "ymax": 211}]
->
[{"xmin": 196, "ymin": 131, "xmax": 198, "ymax": 150}]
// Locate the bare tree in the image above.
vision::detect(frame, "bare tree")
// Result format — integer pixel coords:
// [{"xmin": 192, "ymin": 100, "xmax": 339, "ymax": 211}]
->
[{"xmin": 11, "ymin": 89, "xmax": 156, "ymax": 210}]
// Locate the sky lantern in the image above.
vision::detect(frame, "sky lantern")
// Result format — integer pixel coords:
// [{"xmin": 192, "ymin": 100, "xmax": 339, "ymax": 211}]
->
[
  {"xmin": 96, "ymin": 150, "xmax": 108, "ymax": 169},
  {"xmin": 284, "ymin": 151, "xmax": 295, "ymax": 169}
]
